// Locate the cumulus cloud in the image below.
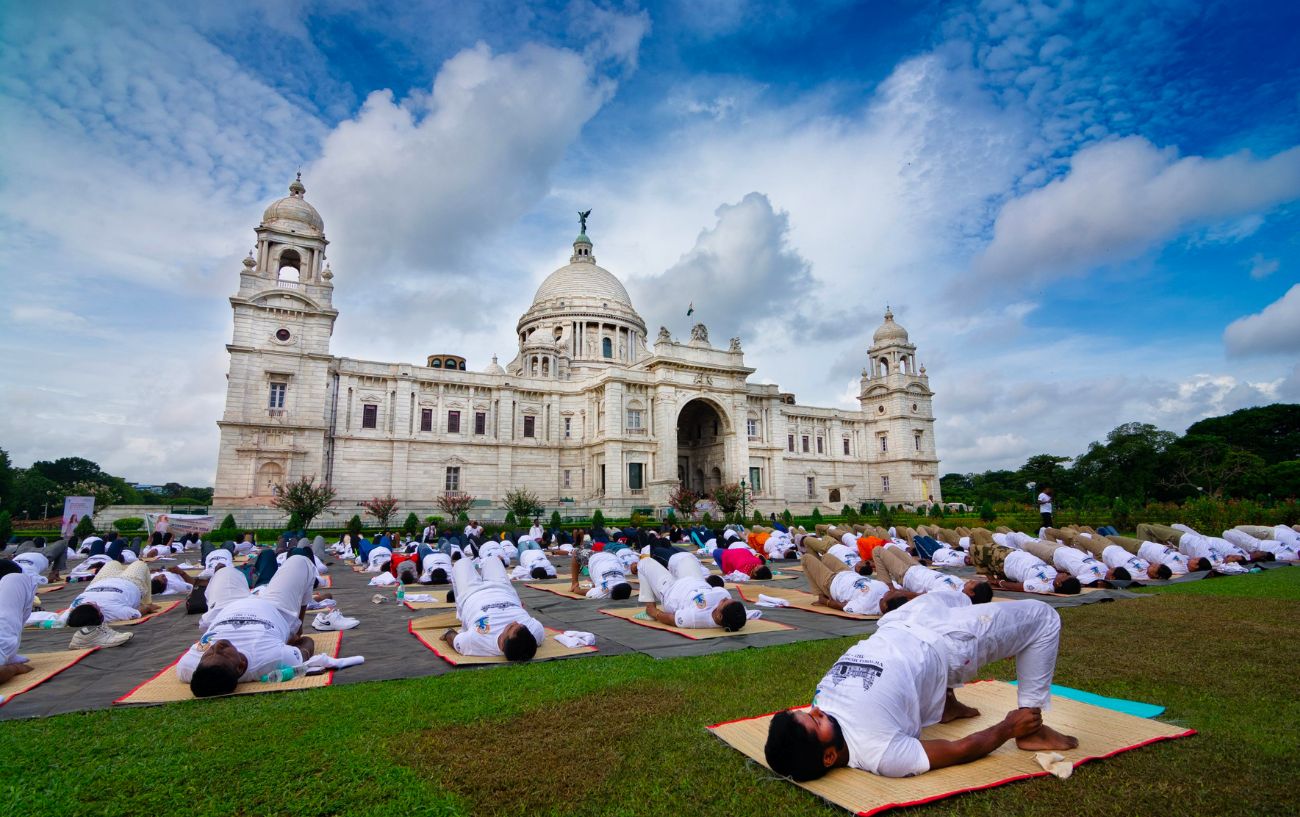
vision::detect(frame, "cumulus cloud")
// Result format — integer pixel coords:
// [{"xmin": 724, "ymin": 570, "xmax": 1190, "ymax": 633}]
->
[
  {"xmin": 970, "ymin": 137, "xmax": 1300, "ymax": 290},
  {"xmin": 1223, "ymin": 284, "xmax": 1300, "ymax": 357}
]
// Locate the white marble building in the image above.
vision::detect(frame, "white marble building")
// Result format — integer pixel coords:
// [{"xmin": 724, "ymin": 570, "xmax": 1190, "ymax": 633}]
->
[{"xmin": 213, "ymin": 177, "xmax": 942, "ymax": 515}]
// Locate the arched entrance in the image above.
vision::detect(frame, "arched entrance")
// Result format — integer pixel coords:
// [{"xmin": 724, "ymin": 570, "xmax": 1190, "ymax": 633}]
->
[
  {"xmin": 255, "ymin": 461, "xmax": 283, "ymax": 496},
  {"xmin": 676, "ymin": 398, "xmax": 729, "ymax": 496}
]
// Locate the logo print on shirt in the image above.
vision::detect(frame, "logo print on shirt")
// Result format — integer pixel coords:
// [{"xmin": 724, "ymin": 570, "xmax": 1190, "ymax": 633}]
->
[
  {"xmin": 474, "ymin": 615, "xmax": 491, "ymax": 635},
  {"xmin": 692, "ymin": 593, "xmax": 708, "ymax": 609},
  {"xmin": 853, "ymin": 578, "xmax": 869, "ymax": 592},
  {"xmin": 827, "ymin": 659, "xmax": 884, "ymax": 691}
]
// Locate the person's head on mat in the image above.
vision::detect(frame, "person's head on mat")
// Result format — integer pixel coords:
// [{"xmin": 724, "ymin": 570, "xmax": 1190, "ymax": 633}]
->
[
  {"xmin": 964, "ymin": 580, "xmax": 993, "ymax": 604},
  {"xmin": 427, "ymin": 567, "xmax": 449, "ymax": 584},
  {"xmin": 1190, "ymin": 557, "xmax": 1213, "ymax": 572},
  {"xmin": 749, "ymin": 564, "xmax": 773, "ymax": 580},
  {"xmin": 764, "ymin": 707, "xmax": 843, "ymax": 781},
  {"xmin": 1053, "ymin": 574, "xmax": 1082, "ymax": 594},
  {"xmin": 880, "ymin": 589, "xmax": 914, "ymax": 613},
  {"xmin": 715, "ymin": 599, "xmax": 747, "ymax": 631},
  {"xmin": 150, "ymin": 576, "xmax": 168, "ymax": 594},
  {"xmin": 530, "ymin": 566, "xmax": 550, "ymax": 580},
  {"xmin": 1108, "ymin": 566, "xmax": 1131, "ymax": 581},
  {"xmin": 65, "ymin": 602, "xmax": 105, "ymax": 628},
  {"xmin": 1150, "ymin": 563, "xmax": 1172, "ymax": 580},
  {"xmin": 704, "ymin": 574, "xmax": 725, "ymax": 588},
  {"xmin": 500, "ymin": 621, "xmax": 538, "ymax": 662},
  {"xmin": 854, "ymin": 560, "xmax": 873, "ymax": 576},
  {"xmin": 190, "ymin": 639, "xmax": 248, "ymax": 698},
  {"xmin": 610, "ymin": 582, "xmax": 632, "ymax": 600}
]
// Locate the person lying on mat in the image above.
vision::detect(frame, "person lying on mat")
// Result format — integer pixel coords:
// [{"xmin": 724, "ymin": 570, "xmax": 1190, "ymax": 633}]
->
[
  {"xmin": 1015, "ymin": 539, "xmax": 1110, "ymax": 587},
  {"xmin": 0, "ymin": 562, "xmax": 39, "ymax": 684},
  {"xmin": 150, "ymin": 565, "xmax": 195, "ymax": 596},
  {"xmin": 66, "ymin": 559, "xmax": 160, "ymax": 625},
  {"xmin": 440, "ymin": 554, "xmax": 545, "ymax": 661},
  {"xmin": 1103, "ymin": 535, "xmax": 1202, "ymax": 575},
  {"xmin": 800, "ymin": 551, "xmax": 912, "ymax": 615},
  {"xmin": 712, "ymin": 543, "xmax": 773, "ymax": 580},
  {"xmin": 1057, "ymin": 532, "xmax": 1171, "ymax": 581},
  {"xmin": 177, "ymin": 554, "xmax": 318, "ymax": 697},
  {"xmin": 511, "ymin": 547, "xmax": 558, "ymax": 580},
  {"xmin": 1137, "ymin": 523, "xmax": 1249, "ymax": 568},
  {"xmin": 636, "ymin": 551, "xmax": 748, "ymax": 631},
  {"xmin": 1220, "ymin": 528, "xmax": 1299, "ymax": 561},
  {"xmin": 417, "ymin": 549, "xmax": 454, "ymax": 584},
  {"xmin": 967, "ymin": 540, "xmax": 1080, "ymax": 595},
  {"xmin": 569, "ymin": 548, "xmax": 634, "ymax": 600},
  {"xmin": 764, "ymin": 591, "xmax": 1077, "ymax": 781},
  {"xmin": 872, "ymin": 547, "xmax": 993, "ymax": 603}
]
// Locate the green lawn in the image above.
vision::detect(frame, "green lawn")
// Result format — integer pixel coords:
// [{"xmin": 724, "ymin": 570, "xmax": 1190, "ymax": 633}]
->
[{"xmin": 2, "ymin": 571, "xmax": 1297, "ymax": 817}]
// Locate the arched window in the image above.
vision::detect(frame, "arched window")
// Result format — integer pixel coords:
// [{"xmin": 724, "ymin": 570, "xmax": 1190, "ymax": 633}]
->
[
  {"xmin": 602, "ymin": 337, "xmax": 613, "ymax": 358},
  {"xmin": 829, "ymin": 488, "xmax": 841, "ymax": 504},
  {"xmin": 277, "ymin": 249, "xmax": 302, "ymax": 282},
  {"xmin": 541, "ymin": 358, "xmax": 550, "ymax": 376},
  {"xmin": 445, "ymin": 358, "xmax": 457, "ymax": 369},
  {"xmin": 878, "ymin": 357, "xmax": 889, "ymax": 376},
  {"xmin": 430, "ymin": 359, "xmax": 442, "ymax": 368}
]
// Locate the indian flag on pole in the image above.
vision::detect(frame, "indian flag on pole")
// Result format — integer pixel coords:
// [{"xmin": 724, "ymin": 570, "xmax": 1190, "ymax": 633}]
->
[{"xmin": 686, "ymin": 302, "xmax": 694, "ymax": 316}]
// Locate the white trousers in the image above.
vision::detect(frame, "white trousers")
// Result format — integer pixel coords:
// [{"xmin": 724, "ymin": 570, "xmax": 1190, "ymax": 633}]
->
[
  {"xmin": 636, "ymin": 554, "xmax": 703, "ymax": 604},
  {"xmin": 452, "ymin": 555, "xmax": 509, "ymax": 619},
  {"xmin": 201, "ymin": 555, "xmax": 314, "ymax": 631},
  {"xmin": 0, "ymin": 573, "xmax": 38, "ymax": 663}
]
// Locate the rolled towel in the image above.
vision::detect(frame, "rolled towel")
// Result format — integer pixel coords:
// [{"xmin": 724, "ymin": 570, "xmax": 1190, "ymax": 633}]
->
[
  {"xmin": 723, "ymin": 571, "xmax": 749, "ymax": 583},
  {"xmin": 745, "ymin": 608, "xmax": 763, "ymax": 620},
  {"xmin": 1035, "ymin": 752, "xmax": 1073, "ymax": 779},
  {"xmin": 756, "ymin": 594, "xmax": 790, "ymax": 608},
  {"xmin": 402, "ymin": 593, "xmax": 437, "ymax": 603},
  {"xmin": 303, "ymin": 653, "xmax": 365, "ymax": 674},
  {"xmin": 554, "ymin": 630, "xmax": 596, "ymax": 648},
  {"xmin": 368, "ymin": 573, "xmax": 398, "ymax": 586}
]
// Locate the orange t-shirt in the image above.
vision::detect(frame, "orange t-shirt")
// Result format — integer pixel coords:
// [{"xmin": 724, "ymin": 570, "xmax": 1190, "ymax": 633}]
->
[{"xmin": 857, "ymin": 536, "xmax": 887, "ymax": 563}]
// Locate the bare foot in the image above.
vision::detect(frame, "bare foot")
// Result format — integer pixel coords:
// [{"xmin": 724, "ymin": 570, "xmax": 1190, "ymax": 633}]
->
[
  {"xmin": 1016, "ymin": 724, "xmax": 1079, "ymax": 751},
  {"xmin": 940, "ymin": 694, "xmax": 981, "ymax": 723},
  {"xmin": 13, "ymin": 663, "xmax": 33, "ymax": 675}
]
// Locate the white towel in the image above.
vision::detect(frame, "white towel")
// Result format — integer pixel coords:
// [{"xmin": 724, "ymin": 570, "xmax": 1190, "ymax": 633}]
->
[
  {"xmin": 745, "ymin": 609, "xmax": 763, "ymax": 620},
  {"xmin": 25, "ymin": 611, "xmax": 63, "ymax": 626},
  {"xmin": 401, "ymin": 593, "xmax": 438, "ymax": 603},
  {"xmin": 756, "ymin": 594, "xmax": 790, "ymax": 608},
  {"xmin": 368, "ymin": 573, "xmax": 398, "ymax": 586},
  {"xmin": 178, "ymin": 562, "xmax": 201, "ymax": 570},
  {"xmin": 1034, "ymin": 751, "xmax": 1073, "ymax": 779},
  {"xmin": 554, "ymin": 630, "xmax": 596, "ymax": 648},
  {"xmin": 303, "ymin": 653, "xmax": 365, "ymax": 675},
  {"xmin": 1216, "ymin": 562, "xmax": 1249, "ymax": 575},
  {"xmin": 723, "ymin": 571, "xmax": 749, "ymax": 583}
]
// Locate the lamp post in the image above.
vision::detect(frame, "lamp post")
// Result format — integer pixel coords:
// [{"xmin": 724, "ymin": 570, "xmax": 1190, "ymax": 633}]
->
[{"xmin": 739, "ymin": 478, "xmax": 748, "ymax": 521}]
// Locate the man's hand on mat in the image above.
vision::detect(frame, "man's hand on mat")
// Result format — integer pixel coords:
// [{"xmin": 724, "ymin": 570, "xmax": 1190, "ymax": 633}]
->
[
  {"xmin": 440, "ymin": 628, "xmax": 458, "ymax": 646},
  {"xmin": 1003, "ymin": 708, "xmax": 1043, "ymax": 738},
  {"xmin": 139, "ymin": 603, "xmax": 159, "ymax": 615}
]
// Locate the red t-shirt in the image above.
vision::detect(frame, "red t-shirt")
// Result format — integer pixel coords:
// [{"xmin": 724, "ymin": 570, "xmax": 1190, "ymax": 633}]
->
[{"xmin": 720, "ymin": 548, "xmax": 763, "ymax": 575}]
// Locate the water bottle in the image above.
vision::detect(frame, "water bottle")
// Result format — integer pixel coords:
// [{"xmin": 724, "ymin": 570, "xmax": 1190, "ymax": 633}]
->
[
  {"xmin": 38, "ymin": 619, "xmax": 63, "ymax": 629},
  {"xmin": 259, "ymin": 665, "xmax": 307, "ymax": 683},
  {"xmin": 395, "ymin": 583, "xmax": 406, "ymax": 603}
]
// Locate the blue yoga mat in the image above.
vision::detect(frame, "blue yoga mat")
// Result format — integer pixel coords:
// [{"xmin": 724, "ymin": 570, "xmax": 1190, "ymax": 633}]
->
[{"xmin": 1008, "ymin": 682, "xmax": 1165, "ymax": 717}]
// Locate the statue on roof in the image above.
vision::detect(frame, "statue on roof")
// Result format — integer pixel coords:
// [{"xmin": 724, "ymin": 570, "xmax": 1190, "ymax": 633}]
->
[{"xmin": 578, "ymin": 209, "xmax": 591, "ymax": 233}]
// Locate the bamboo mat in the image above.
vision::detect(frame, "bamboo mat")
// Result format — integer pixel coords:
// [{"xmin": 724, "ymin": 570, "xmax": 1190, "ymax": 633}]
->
[
  {"xmin": 600, "ymin": 606, "xmax": 795, "ymax": 639},
  {"xmin": 0, "ymin": 649, "xmax": 97, "ymax": 707},
  {"xmin": 735, "ymin": 585, "xmax": 880, "ymax": 620},
  {"xmin": 409, "ymin": 623, "xmax": 597, "ymax": 665}
]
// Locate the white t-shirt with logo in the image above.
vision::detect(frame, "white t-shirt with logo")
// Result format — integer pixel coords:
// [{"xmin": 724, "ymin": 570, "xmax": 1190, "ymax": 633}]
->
[
  {"xmin": 827, "ymin": 543, "xmax": 861, "ymax": 567},
  {"xmin": 1002, "ymin": 550, "xmax": 1055, "ymax": 594},
  {"xmin": 13, "ymin": 553, "xmax": 49, "ymax": 582},
  {"xmin": 366, "ymin": 547, "xmax": 393, "ymax": 571},
  {"xmin": 205, "ymin": 549, "xmax": 233, "ymax": 570},
  {"xmin": 663, "ymin": 579, "xmax": 731, "ymax": 628},
  {"xmin": 1136, "ymin": 542, "xmax": 1188, "ymax": 574},
  {"xmin": 584, "ymin": 551, "xmax": 629, "ymax": 598},
  {"xmin": 453, "ymin": 583, "xmax": 545, "ymax": 656},
  {"xmin": 422, "ymin": 552, "xmax": 453, "ymax": 575},
  {"xmin": 1098, "ymin": 545, "xmax": 1149, "ymax": 578},
  {"xmin": 829, "ymin": 572, "xmax": 889, "ymax": 615},
  {"xmin": 812, "ymin": 627, "xmax": 945, "ymax": 778},
  {"xmin": 175, "ymin": 597, "xmax": 303, "ymax": 683},
  {"xmin": 153, "ymin": 571, "xmax": 194, "ymax": 595},
  {"xmin": 71, "ymin": 578, "xmax": 142, "ymax": 622},
  {"xmin": 902, "ymin": 565, "xmax": 965, "ymax": 594},
  {"xmin": 929, "ymin": 546, "xmax": 967, "ymax": 567},
  {"xmin": 1050, "ymin": 546, "xmax": 1106, "ymax": 584}
]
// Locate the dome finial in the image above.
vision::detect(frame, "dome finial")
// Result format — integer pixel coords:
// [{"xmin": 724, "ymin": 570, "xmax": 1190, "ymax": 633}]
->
[
  {"xmin": 289, "ymin": 171, "xmax": 306, "ymax": 197},
  {"xmin": 884, "ymin": 304, "xmax": 893, "ymax": 320}
]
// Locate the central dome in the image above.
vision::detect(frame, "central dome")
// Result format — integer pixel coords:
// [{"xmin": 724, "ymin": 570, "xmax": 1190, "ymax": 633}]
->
[{"xmin": 532, "ymin": 260, "xmax": 633, "ymax": 307}]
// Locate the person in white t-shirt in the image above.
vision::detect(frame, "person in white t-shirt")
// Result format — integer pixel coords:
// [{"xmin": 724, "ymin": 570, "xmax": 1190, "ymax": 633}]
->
[
  {"xmin": 569, "ymin": 549, "xmax": 634, "ymax": 600},
  {"xmin": 1068, "ymin": 536, "xmax": 1170, "ymax": 581},
  {"xmin": 150, "ymin": 565, "xmax": 195, "ymax": 595},
  {"xmin": 11, "ymin": 551, "xmax": 51, "ymax": 585},
  {"xmin": 1037, "ymin": 488, "xmax": 1054, "ymax": 529},
  {"xmin": 636, "ymin": 552, "xmax": 748, "ymax": 631},
  {"xmin": 1105, "ymin": 535, "xmax": 1199, "ymax": 574},
  {"xmin": 764, "ymin": 591, "xmax": 1076, "ymax": 781},
  {"xmin": 0, "ymin": 566, "xmax": 39, "ymax": 685},
  {"xmin": 176, "ymin": 554, "xmax": 317, "ymax": 697},
  {"xmin": 464, "ymin": 521, "xmax": 484, "ymax": 539},
  {"xmin": 418, "ymin": 550, "xmax": 454, "ymax": 584},
  {"xmin": 873, "ymin": 547, "xmax": 994, "ymax": 603},
  {"xmin": 1221, "ymin": 528, "xmax": 1299, "ymax": 562},
  {"xmin": 512, "ymin": 548, "xmax": 557, "ymax": 580},
  {"xmin": 968, "ymin": 540, "xmax": 1081, "ymax": 595},
  {"xmin": 440, "ymin": 555, "xmax": 545, "ymax": 661},
  {"xmin": 66, "ymin": 559, "xmax": 158, "ymax": 625},
  {"xmin": 800, "ymin": 551, "xmax": 911, "ymax": 615},
  {"xmin": 1021, "ymin": 540, "xmax": 1109, "ymax": 586}
]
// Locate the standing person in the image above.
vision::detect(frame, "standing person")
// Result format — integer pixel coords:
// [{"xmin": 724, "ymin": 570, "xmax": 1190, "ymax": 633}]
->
[{"xmin": 1037, "ymin": 488, "xmax": 1054, "ymax": 531}]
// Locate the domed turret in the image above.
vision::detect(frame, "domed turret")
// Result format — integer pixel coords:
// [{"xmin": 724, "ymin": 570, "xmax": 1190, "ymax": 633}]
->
[
  {"xmin": 261, "ymin": 173, "xmax": 324, "ymax": 236},
  {"xmin": 872, "ymin": 307, "xmax": 909, "ymax": 344}
]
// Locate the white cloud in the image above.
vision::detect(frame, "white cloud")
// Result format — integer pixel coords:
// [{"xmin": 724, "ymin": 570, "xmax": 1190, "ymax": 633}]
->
[
  {"xmin": 1248, "ymin": 253, "xmax": 1280, "ymax": 280},
  {"xmin": 970, "ymin": 137, "xmax": 1300, "ymax": 290},
  {"xmin": 1223, "ymin": 284, "xmax": 1300, "ymax": 357}
]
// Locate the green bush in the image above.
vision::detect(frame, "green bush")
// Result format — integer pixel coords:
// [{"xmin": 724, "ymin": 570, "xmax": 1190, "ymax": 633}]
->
[
  {"xmin": 701, "ymin": 512, "xmax": 713, "ymax": 527},
  {"xmin": 929, "ymin": 503, "xmax": 944, "ymax": 518},
  {"xmin": 113, "ymin": 517, "xmax": 144, "ymax": 532},
  {"xmin": 781, "ymin": 509, "xmax": 793, "ymax": 524},
  {"xmin": 458, "ymin": 511, "xmax": 469, "ymax": 522},
  {"xmin": 219, "ymin": 513, "xmax": 237, "ymax": 530},
  {"xmin": 978, "ymin": 500, "xmax": 996, "ymax": 523},
  {"xmin": 629, "ymin": 511, "xmax": 646, "ymax": 527},
  {"xmin": 592, "ymin": 510, "xmax": 605, "ymax": 528},
  {"xmin": 879, "ymin": 505, "xmax": 894, "ymax": 529},
  {"xmin": 286, "ymin": 512, "xmax": 303, "ymax": 530},
  {"xmin": 0, "ymin": 511, "xmax": 11, "ymax": 546},
  {"xmin": 550, "ymin": 510, "xmax": 562, "ymax": 529},
  {"xmin": 402, "ymin": 512, "xmax": 420, "ymax": 534},
  {"xmin": 74, "ymin": 516, "xmax": 95, "ymax": 538},
  {"xmin": 811, "ymin": 508, "xmax": 823, "ymax": 523},
  {"xmin": 752, "ymin": 510, "xmax": 764, "ymax": 524},
  {"xmin": 347, "ymin": 514, "xmax": 363, "ymax": 539},
  {"xmin": 665, "ymin": 509, "xmax": 677, "ymax": 524},
  {"xmin": 504, "ymin": 511, "xmax": 517, "ymax": 526}
]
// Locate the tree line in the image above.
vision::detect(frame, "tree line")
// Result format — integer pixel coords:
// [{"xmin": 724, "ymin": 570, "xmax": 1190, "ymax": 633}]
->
[
  {"xmin": 0, "ymin": 451, "xmax": 214, "ymax": 521},
  {"xmin": 940, "ymin": 404, "xmax": 1300, "ymax": 508}
]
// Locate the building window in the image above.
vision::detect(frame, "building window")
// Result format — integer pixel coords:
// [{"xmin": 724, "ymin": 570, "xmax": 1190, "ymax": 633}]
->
[
  {"xmin": 843, "ymin": 437, "xmax": 851, "ymax": 456},
  {"xmin": 447, "ymin": 410, "xmax": 461, "ymax": 434},
  {"xmin": 564, "ymin": 417, "xmax": 572, "ymax": 438},
  {"xmin": 816, "ymin": 436, "xmax": 824, "ymax": 454},
  {"xmin": 362, "ymin": 404, "xmax": 377, "ymax": 429},
  {"xmin": 268, "ymin": 382, "xmax": 286, "ymax": 410},
  {"xmin": 627, "ymin": 409, "xmax": 643, "ymax": 430},
  {"xmin": 475, "ymin": 411, "xmax": 487, "ymax": 435},
  {"xmin": 882, "ymin": 475, "xmax": 890, "ymax": 494},
  {"xmin": 563, "ymin": 469, "xmax": 571, "ymax": 488},
  {"xmin": 788, "ymin": 434, "xmax": 795, "ymax": 452},
  {"xmin": 628, "ymin": 462, "xmax": 644, "ymax": 491},
  {"xmin": 806, "ymin": 476, "xmax": 815, "ymax": 498},
  {"xmin": 880, "ymin": 435, "xmax": 888, "ymax": 453},
  {"xmin": 801, "ymin": 435, "xmax": 810, "ymax": 453},
  {"xmin": 420, "ymin": 409, "xmax": 433, "ymax": 432},
  {"xmin": 602, "ymin": 337, "xmax": 613, "ymax": 358},
  {"xmin": 748, "ymin": 466, "xmax": 762, "ymax": 493},
  {"xmin": 914, "ymin": 432, "xmax": 922, "ymax": 451},
  {"xmin": 747, "ymin": 418, "xmax": 758, "ymax": 438},
  {"xmin": 524, "ymin": 415, "xmax": 536, "ymax": 438},
  {"xmin": 445, "ymin": 467, "xmax": 460, "ymax": 491}
]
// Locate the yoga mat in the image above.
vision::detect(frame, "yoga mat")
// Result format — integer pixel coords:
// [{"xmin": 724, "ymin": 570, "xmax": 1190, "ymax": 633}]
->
[
  {"xmin": 409, "ymin": 623, "xmax": 597, "ymax": 665},
  {"xmin": 735, "ymin": 585, "xmax": 880, "ymax": 620},
  {"xmin": 600, "ymin": 606, "xmax": 795, "ymax": 639},
  {"xmin": 403, "ymin": 591, "xmax": 456, "ymax": 610},
  {"xmin": 35, "ymin": 582, "xmax": 68, "ymax": 594},
  {"xmin": 408, "ymin": 610, "xmax": 462, "ymax": 629},
  {"xmin": 709, "ymin": 680, "xmax": 1194, "ymax": 817},
  {"xmin": 318, "ymin": 575, "xmax": 333, "ymax": 588},
  {"xmin": 525, "ymin": 581, "xmax": 593, "ymax": 600},
  {"xmin": 25, "ymin": 600, "xmax": 182, "ymax": 629},
  {"xmin": 0, "ymin": 649, "xmax": 97, "ymax": 707},
  {"xmin": 114, "ymin": 631, "xmax": 343, "ymax": 704},
  {"xmin": 1007, "ymin": 682, "xmax": 1165, "ymax": 718}
]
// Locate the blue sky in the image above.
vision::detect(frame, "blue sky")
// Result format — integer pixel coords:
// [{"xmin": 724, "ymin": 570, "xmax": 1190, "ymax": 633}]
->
[{"xmin": 1, "ymin": 0, "xmax": 1298, "ymax": 485}]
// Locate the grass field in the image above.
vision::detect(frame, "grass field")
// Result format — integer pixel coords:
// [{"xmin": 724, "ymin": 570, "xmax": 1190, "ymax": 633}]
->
[{"xmin": 2, "ymin": 570, "xmax": 1297, "ymax": 817}]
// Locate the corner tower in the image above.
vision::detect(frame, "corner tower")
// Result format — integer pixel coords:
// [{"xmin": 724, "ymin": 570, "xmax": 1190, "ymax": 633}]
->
[
  {"xmin": 859, "ymin": 308, "xmax": 941, "ymax": 504},
  {"xmin": 213, "ymin": 175, "xmax": 339, "ymax": 504}
]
